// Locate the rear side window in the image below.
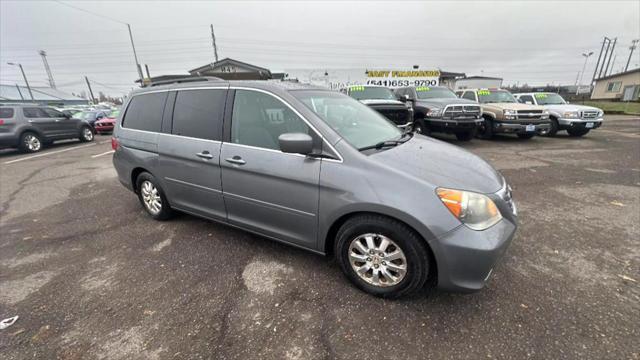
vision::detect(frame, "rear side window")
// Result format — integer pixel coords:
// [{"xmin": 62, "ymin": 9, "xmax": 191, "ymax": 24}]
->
[
  {"xmin": 171, "ymin": 89, "xmax": 226, "ymax": 141},
  {"xmin": 122, "ymin": 92, "xmax": 167, "ymax": 132},
  {"xmin": 0, "ymin": 108, "xmax": 15, "ymax": 118}
]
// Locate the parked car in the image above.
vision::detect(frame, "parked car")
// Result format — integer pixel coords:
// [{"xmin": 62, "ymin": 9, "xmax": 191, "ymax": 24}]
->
[
  {"xmin": 61, "ymin": 108, "xmax": 83, "ymax": 118},
  {"xmin": 113, "ymin": 78, "xmax": 517, "ymax": 298},
  {"xmin": 94, "ymin": 109, "xmax": 120, "ymax": 134},
  {"xmin": 395, "ymin": 86, "xmax": 482, "ymax": 141},
  {"xmin": 456, "ymin": 88, "xmax": 550, "ymax": 139},
  {"xmin": 341, "ymin": 85, "xmax": 413, "ymax": 130},
  {"xmin": 513, "ymin": 93, "xmax": 603, "ymax": 137},
  {"xmin": 72, "ymin": 110, "xmax": 110, "ymax": 128},
  {"xmin": 0, "ymin": 104, "xmax": 94, "ymax": 153}
]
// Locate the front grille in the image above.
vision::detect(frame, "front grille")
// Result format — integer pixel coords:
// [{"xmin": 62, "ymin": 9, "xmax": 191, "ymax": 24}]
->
[
  {"xmin": 443, "ymin": 105, "xmax": 481, "ymax": 119},
  {"xmin": 516, "ymin": 110, "xmax": 543, "ymax": 120},
  {"xmin": 375, "ymin": 109, "xmax": 410, "ymax": 125},
  {"xmin": 581, "ymin": 110, "xmax": 599, "ymax": 119}
]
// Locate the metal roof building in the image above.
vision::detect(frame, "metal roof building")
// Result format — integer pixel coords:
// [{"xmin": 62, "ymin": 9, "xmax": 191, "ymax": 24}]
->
[{"xmin": 0, "ymin": 84, "xmax": 89, "ymax": 106}]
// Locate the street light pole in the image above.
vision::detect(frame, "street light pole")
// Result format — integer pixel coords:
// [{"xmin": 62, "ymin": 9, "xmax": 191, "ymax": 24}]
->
[
  {"xmin": 127, "ymin": 24, "xmax": 144, "ymax": 85},
  {"xmin": 579, "ymin": 52, "xmax": 594, "ymax": 86},
  {"xmin": 7, "ymin": 62, "xmax": 34, "ymax": 101}
]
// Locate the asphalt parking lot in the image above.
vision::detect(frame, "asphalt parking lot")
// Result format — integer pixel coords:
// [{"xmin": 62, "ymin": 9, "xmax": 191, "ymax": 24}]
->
[{"xmin": 1, "ymin": 115, "xmax": 638, "ymax": 360}]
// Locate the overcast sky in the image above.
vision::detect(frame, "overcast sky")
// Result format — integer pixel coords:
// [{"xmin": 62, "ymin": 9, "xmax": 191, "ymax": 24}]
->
[{"xmin": 1, "ymin": 0, "xmax": 639, "ymax": 97}]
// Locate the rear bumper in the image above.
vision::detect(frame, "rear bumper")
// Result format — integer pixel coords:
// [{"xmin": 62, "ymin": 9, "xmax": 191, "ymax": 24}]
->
[
  {"xmin": 0, "ymin": 133, "xmax": 19, "ymax": 149},
  {"xmin": 494, "ymin": 121, "xmax": 551, "ymax": 135},
  {"xmin": 435, "ymin": 217, "xmax": 517, "ymax": 292},
  {"xmin": 425, "ymin": 118, "xmax": 483, "ymax": 132}
]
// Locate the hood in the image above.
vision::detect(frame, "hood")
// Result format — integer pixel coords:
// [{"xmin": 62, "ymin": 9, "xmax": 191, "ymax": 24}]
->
[
  {"xmin": 415, "ymin": 97, "xmax": 477, "ymax": 107},
  {"xmin": 370, "ymin": 135, "xmax": 504, "ymax": 194},
  {"xmin": 482, "ymin": 102, "xmax": 542, "ymax": 110},
  {"xmin": 542, "ymin": 104, "xmax": 601, "ymax": 112},
  {"xmin": 360, "ymin": 99, "xmax": 406, "ymax": 106}
]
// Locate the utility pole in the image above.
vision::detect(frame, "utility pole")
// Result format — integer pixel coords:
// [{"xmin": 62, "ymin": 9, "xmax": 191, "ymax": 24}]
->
[
  {"xmin": 7, "ymin": 62, "xmax": 34, "ymax": 101},
  {"xmin": 38, "ymin": 50, "xmax": 56, "ymax": 89},
  {"xmin": 603, "ymin": 37, "xmax": 617, "ymax": 77},
  {"xmin": 85, "ymin": 76, "xmax": 96, "ymax": 104},
  {"xmin": 625, "ymin": 39, "xmax": 639, "ymax": 71},
  {"xmin": 579, "ymin": 51, "xmax": 594, "ymax": 85},
  {"xmin": 127, "ymin": 24, "xmax": 144, "ymax": 85},
  {"xmin": 211, "ymin": 24, "xmax": 219, "ymax": 63},
  {"xmin": 592, "ymin": 37, "xmax": 608, "ymax": 83}
]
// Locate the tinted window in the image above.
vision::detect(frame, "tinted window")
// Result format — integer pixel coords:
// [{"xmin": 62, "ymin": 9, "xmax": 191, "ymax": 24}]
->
[
  {"xmin": 23, "ymin": 107, "xmax": 48, "ymax": 118},
  {"xmin": 0, "ymin": 108, "xmax": 15, "ymax": 118},
  {"xmin": 462, "ymin": 91, "xmax": 476, "ymax": 101},
  {"xmin": 231, "ymin": 90, "xmax": 310, "ymax": 151},
  {"xmin": 519, "ymin": 95, "xmax": 534, "ymax": 104},
  {"xmin": 172, "ymin": 89, "xmax": 226, "ymax": 141},
  {"xmin": 122, "ymin": 92, "xmax": 167, "ymax": 132},
  {"xmin": 42, "ymin": 108, "xmax": 64, "ymax": 118}
]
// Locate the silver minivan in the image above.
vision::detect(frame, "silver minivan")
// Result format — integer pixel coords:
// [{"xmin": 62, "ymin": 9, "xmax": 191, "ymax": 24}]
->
[{"xmin": 112, "ymin": 78, "xmax": 518, "ymax": 298}]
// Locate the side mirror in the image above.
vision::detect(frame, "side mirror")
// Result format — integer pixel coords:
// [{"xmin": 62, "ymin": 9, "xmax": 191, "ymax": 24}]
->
[
  {"xmin": 278, "ymin": 133, "xmax": 313, "ymax": 155},
  {"xmin": 63, "ymin": 113, "xmax": 70, "ymax": 118}
]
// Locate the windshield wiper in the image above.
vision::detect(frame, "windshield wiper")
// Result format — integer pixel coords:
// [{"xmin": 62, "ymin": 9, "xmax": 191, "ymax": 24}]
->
[{"xmin": 357, "ymin": 132, "xmax": 413, "ymax": 152}]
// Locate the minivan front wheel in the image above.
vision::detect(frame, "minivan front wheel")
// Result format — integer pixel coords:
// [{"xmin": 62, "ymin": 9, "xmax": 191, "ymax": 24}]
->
[
  {"xmin": 136, "ymin": 173, "xmax": 173, "ymax": 220},
  {"xmin": 335, "ymin": 215, "xmax": 431, "ymax": 298}
]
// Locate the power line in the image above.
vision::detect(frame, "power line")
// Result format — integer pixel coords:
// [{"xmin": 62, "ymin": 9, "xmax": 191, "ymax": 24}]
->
[{"xmin": 52, "ymin": 0, "xmax": 127, "ymax": 25}]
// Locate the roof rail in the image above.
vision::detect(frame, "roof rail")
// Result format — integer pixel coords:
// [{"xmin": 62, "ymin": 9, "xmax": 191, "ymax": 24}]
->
[{"xmin": 149, "ymin": 76, "xmax": 224, "ymax": 87}]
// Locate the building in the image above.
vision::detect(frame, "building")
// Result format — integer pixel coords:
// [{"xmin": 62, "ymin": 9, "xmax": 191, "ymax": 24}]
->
[
  {"xmin": 453, "ymin": 76, "xmax": 503, "ymax": 90},
  {"xmin": 0, "ymin": 84, "xmax": 88, "ymax": 106},
  {"xmin": 189, "ymin": 58, "xmax": 272, "ymax": 80},
  {"xmin": 591, "ymin": 68, "xmax": 640, "ymax": 101},
  {"xmin": 438, "ymin": 71, "xmax": 466, "ymax": 89}
]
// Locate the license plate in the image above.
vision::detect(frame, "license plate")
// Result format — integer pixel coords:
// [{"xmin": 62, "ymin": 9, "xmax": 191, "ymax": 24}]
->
[
  {"xmin": 586, "ymin": 122, "xmax": 594, "ymax": 128},
  {"xmin": 525, "ymin": 125, "xmax": 535, "ymax": 132}
]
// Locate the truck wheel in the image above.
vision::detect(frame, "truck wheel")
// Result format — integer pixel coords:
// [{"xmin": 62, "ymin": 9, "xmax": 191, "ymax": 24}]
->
[
  {"xmin": 567, "ymin": 128, "xmax": 590, "ymax": 137},
  {"xmin": 455, "ymin": 130, "xmax": 476, "ymax": 141},
  {"xmin": 79, "ymin": 126, "xmax": 94, "ymax": 142},
  {"xmin": 334, "ymin": 214, "xmax": 431, "ymax": 298},
  {"xmin": 413, "ymin": 119, "xmax": 428, "ymax": 135},
  {"xmin": 546, "ymin": 117, "xmax": 559, "ymax": 137},
  {"xmin": 478, "ymin": 118, "xmax": 494, "ymax": 139},
  {"xmin": 19, "ymin": 132, "xmax": 43, "ymax": 153},
  {"xmin": 517, "ymin": 133, "xmax": 535, "ymax": 139}
]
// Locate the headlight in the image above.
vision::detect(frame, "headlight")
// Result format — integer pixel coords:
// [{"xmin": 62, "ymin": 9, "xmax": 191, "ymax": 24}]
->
[
  {"xmin": 436, "ymin": 188, "xmax": 503, "ymax": 231},
  {"xmin": 503, "ymin": 109, "xmax": 516, "ymax": 116},
  {"xmin": 563, "ymin": 111, "xmax": 579, "ymax": 118},
  {"xmin": 598, "ymin": 110, "xmax": 604, "ymax": 117},
  {"xmin": 542, "ymin": 110, "xmax": 550, "ymax": 119},
  {"xmin": 426, "ymin": 107, "xmax": 442, "ymax": 117}
]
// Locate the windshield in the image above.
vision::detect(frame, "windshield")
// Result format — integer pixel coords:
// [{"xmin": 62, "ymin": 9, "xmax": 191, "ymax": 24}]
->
[
  {"xmin": 416, "ymin": 87, "xmax": 458, "ymax": 99},
  {"xmin": 477, "ymin": 90, "xmax": 517, "ymax": 104},
  {"xmin": 293, "ymin": 90, "xmax": 402, "ymax": 150},
  {"xmin": 348, "ymin": 86, "xmax": 396, "ymax": 101},
  {"xmin": 533, "ymin": 93, "xmax": 566, "ymax": 105}
]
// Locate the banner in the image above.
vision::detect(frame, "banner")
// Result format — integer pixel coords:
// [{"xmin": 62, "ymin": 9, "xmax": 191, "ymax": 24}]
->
[{"xmin": 284, "ymin": 68, "xmax": 440, "ymax": 90}]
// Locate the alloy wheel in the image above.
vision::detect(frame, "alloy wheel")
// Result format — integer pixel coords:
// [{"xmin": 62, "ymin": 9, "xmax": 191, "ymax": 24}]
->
[
  {"xmin": 141, "ymin": 180, "xmax": 162, "ymax": 215},
  {"xmin": 24, "ymin": 134, "xmax": 41, "ymax": 151},
  {"xmin": 82, "ymin": 127, "xmax": 94, "ymax": 141},
  {"xmin": 348, "ymin": 233, "xmax": 407, "ymax": 287}
]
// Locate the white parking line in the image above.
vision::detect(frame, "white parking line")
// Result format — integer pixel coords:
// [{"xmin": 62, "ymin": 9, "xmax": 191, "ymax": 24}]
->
[
  {"xmin": 91, "ymin": 150, "xmax": 115, "ymax": 158},
  {"xmin": 3, "ymin": 142, "xmax": 97, "ymax": 165}
]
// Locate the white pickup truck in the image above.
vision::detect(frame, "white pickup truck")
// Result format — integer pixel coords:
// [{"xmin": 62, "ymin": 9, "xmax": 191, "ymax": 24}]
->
[{"xmin": 514, "ymin": 92, "xmax": 603, "ymax": 137}]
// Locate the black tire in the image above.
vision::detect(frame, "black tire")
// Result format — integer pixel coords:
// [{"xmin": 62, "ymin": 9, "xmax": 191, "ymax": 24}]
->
[
  {"xmin": 79, "ymin": 126, "xmax": 94, "ymax": 142},
  {"xmin": 546, "ymin": 117, "xmax": 559, "ymax": 137},
  {"xmin": 477, "ymin": 117, "xmax": 494, "ymax": 139},
  {"xmin": 567, "ymin": 128, "xmax": 590, "ymax": 137},
  {"xmin": 18, "ymin": 132, "xmax": 43, "ymax": 153},
  {"xmin": 135, "ymin": 172, "xmax": 173, "ymax": 220},
  {"xmin": 413, "ymin": 119, "xmax": 429, "ymax": 135},
  {"xmin": 334, "ymin": 214, "xmax": 431, "ymax": 298},
  {"xmin": 517, "ymin": 133, "xmax": 535, "ymax": 139},
  {"xmin": 455, "ymin": 129, "xmax": 476, "ymax": 141}
]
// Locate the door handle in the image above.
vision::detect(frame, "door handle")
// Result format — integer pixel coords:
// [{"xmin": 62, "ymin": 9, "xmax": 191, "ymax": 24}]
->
[
  {"xmin": 196, "ymin": 151, "xmax": 214, "ymax": 160},
  {"xmin": 225, "ymin": 156, "xmax": 246, "ymax": 165}
]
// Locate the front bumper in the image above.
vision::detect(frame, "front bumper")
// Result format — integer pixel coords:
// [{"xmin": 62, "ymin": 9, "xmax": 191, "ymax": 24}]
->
[
  {"xmin": 425, "ymin": 118, "xmax": 483, "ymax": 132},
  {"xmin": 494, "ymin": 121, "xmax": 551, "ymax": 135},
  {"xmin": 557, "ymin": 117, "xmax": 603, "ymax": 129},
  {"xmin": 95, "ymin": 124, "xmax": 115, "ymax": 132},
  {"xmin": 435, "ymin": 217, "xmax": 517, "ymax": 292}
]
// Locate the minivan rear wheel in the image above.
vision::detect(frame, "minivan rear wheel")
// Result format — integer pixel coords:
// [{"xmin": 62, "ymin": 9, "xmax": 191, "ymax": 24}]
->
[
  {"xmin": 335, "ymin": 215, "xmax": 431, "ymax": 298},
  {"xmin": 136, "ymin": 172, "xmax": 173, "ymax": 220},
  {"xmin": 19, "ymin": 132, "xmax": 43, "ymax": 153}
]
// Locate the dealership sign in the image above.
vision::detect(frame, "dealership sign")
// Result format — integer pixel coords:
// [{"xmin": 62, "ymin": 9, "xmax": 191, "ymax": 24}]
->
[{"xmin": 284, "ymin": 68, "xmax": 440, "ymax": 90}]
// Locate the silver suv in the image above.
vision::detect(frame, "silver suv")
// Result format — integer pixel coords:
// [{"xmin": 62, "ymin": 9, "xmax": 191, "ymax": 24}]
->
[
  {"xmin": 112, "ymin": 78, "xmax": 518, "ymax": 298},
  {"xmin": 0, "ymin": 104, "xmax": 95, "ymax": 152}
]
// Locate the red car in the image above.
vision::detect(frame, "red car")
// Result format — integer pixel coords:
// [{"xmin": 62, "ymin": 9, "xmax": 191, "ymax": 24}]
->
[{"xmin": 94, "ymin": 109, "xmax": 120, "ymax": 134}]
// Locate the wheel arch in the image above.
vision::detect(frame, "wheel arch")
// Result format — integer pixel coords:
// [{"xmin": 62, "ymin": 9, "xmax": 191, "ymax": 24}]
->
[{"xmin": 131, "ymin": 167, "xmax": 150, "ymax": 193}]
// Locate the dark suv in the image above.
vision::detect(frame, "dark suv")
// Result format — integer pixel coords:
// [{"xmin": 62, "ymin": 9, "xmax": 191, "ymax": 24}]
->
[
  {"xmin": 342, "ymin": 85, "xmax": 413, "ymax": 130},
  {"xmin": 395, "ymin": 86, "xmax": 482, "ymax": 141},
  {"xmin": 0, "ymin": 104, "xmax": 94, "ymax": 153}
]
